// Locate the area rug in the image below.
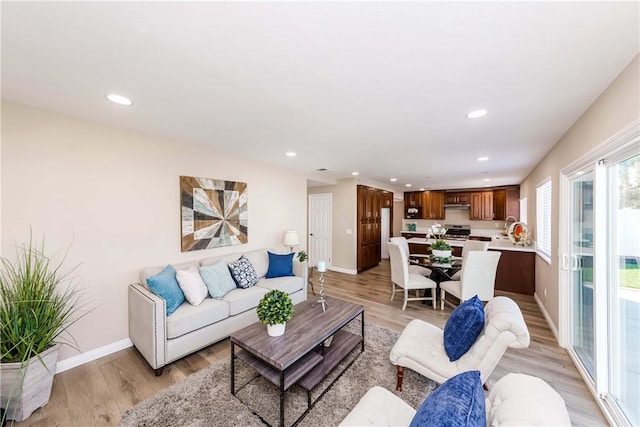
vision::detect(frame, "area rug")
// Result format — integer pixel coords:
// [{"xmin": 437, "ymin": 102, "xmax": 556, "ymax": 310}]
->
[{"xmin": 119, "ymin": 320, "xmax": 436, "ymax": 427}]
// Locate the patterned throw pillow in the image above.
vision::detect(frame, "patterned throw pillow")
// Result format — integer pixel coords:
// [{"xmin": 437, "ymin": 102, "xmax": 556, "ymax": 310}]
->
[{"xmin": 228, "ymin": 255, "xmax": 259, "ymax": 289}]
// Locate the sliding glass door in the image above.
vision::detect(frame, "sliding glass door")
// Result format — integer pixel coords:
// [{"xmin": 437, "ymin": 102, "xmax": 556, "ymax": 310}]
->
[
  {"xmin": 606, "ymin": 152, "xmax": 639, "ymax": 425},
  {"xmin": 569, "ymin": 169, "xmax": 595, "ymax": 379},
  {"xmin": 562, "ymin": 125, "xmax": 639, "ymax": 426}
]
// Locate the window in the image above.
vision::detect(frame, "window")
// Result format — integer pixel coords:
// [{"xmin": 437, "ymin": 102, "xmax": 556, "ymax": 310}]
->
[
  {"xmin": 519, "ymin": 197, "xmax": 528, "ymax": 225},
  {"xmin": 536, "ymin": 178, "xmax": 552, "ymax": 263}
]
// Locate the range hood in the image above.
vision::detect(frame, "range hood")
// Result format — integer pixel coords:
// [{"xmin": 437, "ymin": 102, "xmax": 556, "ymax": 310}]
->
[{"xmin": 444, "ymin": 204, "xmax": 470, "ymax": 209}]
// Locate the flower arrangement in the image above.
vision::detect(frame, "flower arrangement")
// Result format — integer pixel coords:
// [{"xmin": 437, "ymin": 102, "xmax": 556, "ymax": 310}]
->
[{"xmin": 429, "ymin": 223, "xmax": 452, "ymax": 251}]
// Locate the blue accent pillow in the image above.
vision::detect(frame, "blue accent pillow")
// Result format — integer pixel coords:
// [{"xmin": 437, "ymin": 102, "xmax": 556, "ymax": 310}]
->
[
  {"xmin": 200, "ymin": 261, "xmax": 237, "ymax": 299},
  {"xmin": 409, "ymin": 370, "xmax": 485, "ymax": 427},
  {"xmin": 443, "ymin": 295, "xmax": 485, "ymax": 361},
  {"xmin": 146, "ymin": 265, "xmax": 186, "ymax": 316},
  {"xmin": 266, "ymin": 251, "xmax": 295, "ymax": 278},
  {"xmin": 228, "ymin": 255, "xmax": 259, "ymax": 288}
]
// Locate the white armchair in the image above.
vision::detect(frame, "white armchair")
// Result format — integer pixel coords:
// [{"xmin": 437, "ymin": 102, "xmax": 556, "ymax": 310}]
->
[
  {"xmin": 389, "ymin": 296, "xmax": 530, "ymax": 390},
  {"xmin": 440, "ymin": 250, "xmax": 501, "ymax": 310},
  {"xmin": 388, "ymin": 242, "xmax": 438, "ymax": 310}
]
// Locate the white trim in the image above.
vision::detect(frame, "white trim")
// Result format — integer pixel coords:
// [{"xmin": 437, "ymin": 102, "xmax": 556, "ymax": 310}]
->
[
  {"xmin": 328, "ymin": 266, "xmax": 357, "ymax": 275},
  {"xmin": 536, "ymin": 177, "xmax": 552, "ymax": 264},
  {"xmin": 55, "ymin": 338, "xmax": 133, "ymax": 374},
  {"xmin": 534, "ymin": 291, "xmax": 559, "ymax": 344}
]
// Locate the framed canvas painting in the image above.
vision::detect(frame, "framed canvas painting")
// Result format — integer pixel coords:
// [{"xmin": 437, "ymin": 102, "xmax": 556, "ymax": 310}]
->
[{"xmin": 180, "ymin": 176, "xmax": 248, "ymax": 252}]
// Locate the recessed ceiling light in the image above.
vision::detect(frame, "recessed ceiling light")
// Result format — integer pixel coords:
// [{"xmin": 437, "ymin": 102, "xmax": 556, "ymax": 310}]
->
[
  {"xmin": 405, "ymin": 184, "xmax": 412, "ymax": 187},
  {"xmin": 390, "ymin": 178, "xmax": 398, "ymax": 182},
  {"xmin": 483, "ymin": 178, "xmax": 491, "ymax": 182},
  {"xmin": 286, "ymin": 152, "xmax": 296, "ymax": 157},
  {"xmin": 467, "ymin": 109, "xmax": 488, "ymax": 119},
  {"xmin": 484, "ymin": 184, "xmax": 492, "ymax": 187},
  {"xmin": 106, "ymin": 93, "xmax": 133, "ymax": 106},
  {"xmin": 352, "ymin": 172, "xmax": 359, "ymax": 176},
  {"xmin": 477, "ymin": 157, "xmax": 489, "ymax": 162},
  {"xmin": 419, "ymin": 188, "xmax": 425, "ymax": 191}
]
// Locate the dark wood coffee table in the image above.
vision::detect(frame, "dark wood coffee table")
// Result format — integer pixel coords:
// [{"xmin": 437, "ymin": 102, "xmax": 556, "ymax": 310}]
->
[{"xmin": 230, "ymin": 295, "xmax": 364, "ymax": 427}]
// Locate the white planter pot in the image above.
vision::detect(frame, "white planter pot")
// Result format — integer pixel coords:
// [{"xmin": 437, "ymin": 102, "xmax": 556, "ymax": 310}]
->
[
  {"xmin": 267, "ymin": 323, "xmax": 286, "ymax": 337},
  {"xmin": 0, "ymin": 344, "xmax": 60, "ymax": 422},
  {"xmin": 432, "ymin": 249, "xmax": 452, "ymax": 258}
]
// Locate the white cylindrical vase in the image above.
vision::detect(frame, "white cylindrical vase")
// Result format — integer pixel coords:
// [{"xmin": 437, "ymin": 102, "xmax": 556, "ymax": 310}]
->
[
  {"xmin": 267, "ymin": 323, "xmax": 286, "ymax": 337},
  {"xmin": 432, "ymin": 249, "xmax": 452, "ymax": 258}
]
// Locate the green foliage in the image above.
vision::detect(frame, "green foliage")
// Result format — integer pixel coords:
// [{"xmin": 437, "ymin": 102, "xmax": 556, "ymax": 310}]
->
[
  {"xmin": 430, "ymin": 239, "xmax": 452, "ymax": 251},
  {"xmin": 0, "ymin": 233, "xmax": 90, "ymax": 365},
  {"xmin": 296, "ymin": 250, "xmax": 308, "ymax": 263},
  {"xmin": 256, "ymin": 289, "xmax": 294, "ymax": 325}
]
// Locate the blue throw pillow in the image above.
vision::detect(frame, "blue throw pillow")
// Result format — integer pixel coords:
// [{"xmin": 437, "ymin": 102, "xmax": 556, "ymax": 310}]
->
[
  {"xmin": 443, "ymin": 295, "xmax": 485, "ymax": 361},
  {"xmin": 266, "ymin": 251, "xmax": 295, "ymax": 278},
  {"xmin": 409, "ymin": 370, "xmax": 485, "ymax": 427},
  {"xmin": 146, "ymin": 265, "xmax": 186, "ymax": 316},
  {"xmin": 200, "ymin": 260, "xmax": 237, "ymax": 299},
  {"xmin": 228, "ymin": 255, "xmax": 259, "ymax": 288}
]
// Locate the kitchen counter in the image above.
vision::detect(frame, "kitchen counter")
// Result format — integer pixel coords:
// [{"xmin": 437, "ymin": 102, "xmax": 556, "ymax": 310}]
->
[{"xmin": 406, "ymin": 237, "xmax": 536, "ymax": 253}]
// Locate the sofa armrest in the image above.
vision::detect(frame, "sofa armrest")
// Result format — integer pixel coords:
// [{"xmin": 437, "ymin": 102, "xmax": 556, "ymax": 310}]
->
[
  {"xmin": 128, "ymin": 283, "xmax": 167, "ymax": 371},
  {"xmin": 292, "ymin": 259, "xmax": 309, "ymax": 300}
]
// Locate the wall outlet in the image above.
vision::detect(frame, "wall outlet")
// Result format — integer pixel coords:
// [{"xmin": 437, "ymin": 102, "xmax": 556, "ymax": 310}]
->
[
  {"xmin": 494, "ymin": 222, "xmax": 500, "ymax": 228},
  {"xmin": 345, "ymin": 229, "xmax": 352, "ymax": 235}
]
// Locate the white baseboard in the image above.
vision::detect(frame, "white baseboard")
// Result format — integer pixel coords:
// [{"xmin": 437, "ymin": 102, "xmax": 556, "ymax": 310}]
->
[
  {"xmin": 534, "ymin": 292, "xmax": 560, "ymax": 344},
  {"xmin": 329, "ymin": 266, "xmax": 357, "ymax": 275},
  {"xmin": 56, "ymin": 338, "xmax": 133, "ymax": 374}
]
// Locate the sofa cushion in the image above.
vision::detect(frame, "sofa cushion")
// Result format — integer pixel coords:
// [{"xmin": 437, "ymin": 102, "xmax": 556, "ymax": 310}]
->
[
  {"xmin": 266, "ymin": 251, "xmax": 295, "ymax": 278},
  {"xmin": 485, "ymin": 373, "xmax": 571, "ymax": 426},
  {"xmin": 243, "ymin": 249, "xmax": 269, "ymax": 279},
  {"xmin": 223, "ymin": 286, "xmax": 269, "ymax": 316},
  {"xmin": 146, "ymin": 265, "xmax": 185, "ymax": 316},
  {"xmin": 200, "ymin": 260, "xmax": 237, "ymax": 299},
  {"xmin": 443, "ymin": 295, "xmax": 484, "ymax": 361},
  {"xmin": 255, "ymin": 276, "xmax": 303, "ymax": 295},
  {"xmin": 410, "ymin": 370, "xmax": 485, "ymax": 427},
  {"xmin": 176, "ymin": 265, "xmax": 209, "ymax": 306},
  {"xmin": 166, "ymin": 297, "xmax": 230, "ymax": 339},
  {"xmin": 228, "ymin": 256, "xmax": 259, "ymax": 289}
]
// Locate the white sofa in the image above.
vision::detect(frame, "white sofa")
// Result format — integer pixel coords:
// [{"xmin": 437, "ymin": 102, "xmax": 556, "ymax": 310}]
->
[
  {"xmin": 339, "ymin": 373, "xmax": 572, "ymax": 426},
  {"xmin": 128, "ymin": 248, "xmax": 307, "ymax": 375}
]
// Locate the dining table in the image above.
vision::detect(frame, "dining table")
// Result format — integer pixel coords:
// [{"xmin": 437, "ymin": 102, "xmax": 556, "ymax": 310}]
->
[{"xmin": 409, "ymin": 256, "xmax": 463, "ymax": 305}]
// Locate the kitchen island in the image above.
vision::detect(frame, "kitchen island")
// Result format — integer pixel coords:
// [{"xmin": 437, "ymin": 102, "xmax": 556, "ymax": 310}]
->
[{"xmin": 406, "ymin": 237, "xmax": 536, "ymax": 295}]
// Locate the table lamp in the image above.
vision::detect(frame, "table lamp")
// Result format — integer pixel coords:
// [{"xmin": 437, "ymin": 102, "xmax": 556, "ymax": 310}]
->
[{"xmin": 283, "ymin": 230, "xmax": 299, "ymax": 253}]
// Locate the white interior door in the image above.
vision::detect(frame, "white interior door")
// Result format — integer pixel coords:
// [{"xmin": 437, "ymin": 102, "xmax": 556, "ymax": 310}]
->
[{"xmin": 308, "ymin": 193, "xmax": 332, "ymax": 268}]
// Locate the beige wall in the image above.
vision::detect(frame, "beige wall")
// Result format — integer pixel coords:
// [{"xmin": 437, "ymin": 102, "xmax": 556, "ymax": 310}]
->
[
  {"xmin": 1, "ymin": 101, "xmax": 308, "ymax": 361},
  {"xmin": 308, "ymin": 179, "xmax": 357, "ymax": 271},
  {"xmin": 520, "ymin": 54, "xmax": 639, "ymax": 327}
]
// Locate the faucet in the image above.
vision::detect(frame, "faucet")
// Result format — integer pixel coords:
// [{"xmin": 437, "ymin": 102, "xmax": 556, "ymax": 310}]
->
[{"xmin": 504, "ymin": 216, "xmax": 517, "ymax": 230}]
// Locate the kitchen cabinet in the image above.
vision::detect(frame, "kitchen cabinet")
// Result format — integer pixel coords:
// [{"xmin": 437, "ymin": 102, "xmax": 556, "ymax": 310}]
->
[
  {"xmin": 404, "ymin": 190, "xmax": 445, "ymax": 219},
  {"xmin": 445, "ymin": 192, "xmax": 470, "ymax": 205},
  {"xmin": 357, "ymin": 185, "xmax": 383, "ymax": 272},
  {"xmin": 493, "ymin": 186, "xmax": 520, "ymax": 221},
  {"xmin": 382, "ymin": 191, "xmax": 393, "ymax": 208},
  {"xmin": 470, "ymin": 191, "xmax": 494, "ymax": 220},
  {"xmin": 491, "ymin": 249, "xmax": 535, "ymax": 295}
]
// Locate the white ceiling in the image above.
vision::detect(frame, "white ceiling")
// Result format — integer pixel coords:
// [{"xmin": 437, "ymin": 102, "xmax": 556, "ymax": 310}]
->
[{"xmin": 2, "ymin": 2, "xmax": 638, "ymax": 192}]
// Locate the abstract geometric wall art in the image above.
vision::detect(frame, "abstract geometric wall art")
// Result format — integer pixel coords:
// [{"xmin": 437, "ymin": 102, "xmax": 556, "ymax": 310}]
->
[{"xmin": 180, "ymin": 176, "xmax": 248, "ymax": 252}]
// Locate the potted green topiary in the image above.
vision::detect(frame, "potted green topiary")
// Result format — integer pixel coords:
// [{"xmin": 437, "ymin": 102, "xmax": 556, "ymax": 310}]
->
[
  {"xmin": 256, "ymin": 289, "xmax": 294, "ymax": 337},
  {"xmin": 296, "ymin": 250, "xmax": 307, "ymax": 263},
  {"xmin": 0, "ymin": 233, "xmax": 91, "ymax": 423}
]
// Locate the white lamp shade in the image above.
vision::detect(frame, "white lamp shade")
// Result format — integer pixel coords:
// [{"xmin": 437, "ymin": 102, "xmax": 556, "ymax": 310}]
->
[{"xmin": 283, "ymin": 230, "xmax": 300, "ymax": 247}]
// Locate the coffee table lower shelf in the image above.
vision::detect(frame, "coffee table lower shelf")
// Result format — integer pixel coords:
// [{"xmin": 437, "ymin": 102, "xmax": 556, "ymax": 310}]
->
[{"xmin": 235, "ymin": 349, "xmax": 323, "ymax": 391}]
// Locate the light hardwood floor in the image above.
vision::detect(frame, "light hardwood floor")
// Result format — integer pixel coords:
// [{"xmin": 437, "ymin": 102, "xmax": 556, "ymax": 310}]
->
[{"xmin": 14, "ymin": 260, "xmax": 608, "ymax": 426}]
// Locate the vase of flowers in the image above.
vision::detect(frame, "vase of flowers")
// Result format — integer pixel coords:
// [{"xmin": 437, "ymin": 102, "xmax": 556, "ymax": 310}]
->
[{"xmin": 429, "ymin": 223, "xmax": 452, "ymax": 258}]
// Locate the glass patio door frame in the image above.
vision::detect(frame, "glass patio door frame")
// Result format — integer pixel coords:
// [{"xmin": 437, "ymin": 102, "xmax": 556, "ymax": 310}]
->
[{"xmin": 558, "ymin": 120, "xmax": 639, "ymax": 426}]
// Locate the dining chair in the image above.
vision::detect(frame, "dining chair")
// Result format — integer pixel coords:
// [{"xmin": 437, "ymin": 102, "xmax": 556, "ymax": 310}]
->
[
  {"xmin": 450, "ymin": 239, "xmax": 490, "ymax": 280},
  {"xmin": 389, "ymin": 236, "xmax": 432, "ymax": 277},
  {"xmin": 440, "ymin": 251, "xmax": 501, "ymax": 310},
  {"xmin": 387, "ymin": 242, "xmax": 438, "ymax": 310}
]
